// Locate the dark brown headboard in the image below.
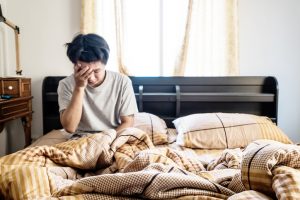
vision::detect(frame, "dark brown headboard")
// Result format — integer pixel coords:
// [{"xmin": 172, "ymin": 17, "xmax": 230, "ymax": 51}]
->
[{"xmin": 42, "ymin": 76, "xmax": 278, "ymax": 134}]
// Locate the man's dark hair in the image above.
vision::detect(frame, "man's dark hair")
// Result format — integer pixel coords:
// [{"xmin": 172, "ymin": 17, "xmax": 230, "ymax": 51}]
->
[{"xmin": 65, "ymin": 33, "xmax": 110, "ymax": 65}]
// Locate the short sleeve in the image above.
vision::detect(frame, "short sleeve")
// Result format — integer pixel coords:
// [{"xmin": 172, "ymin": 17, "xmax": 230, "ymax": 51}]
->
[
  {"xmin": 119, "ymin": 77, "xmax": 138, "ymax": 117},
  {"xmin": 57, "ymin": 79, "xmax": 73, "ymax": 113}
]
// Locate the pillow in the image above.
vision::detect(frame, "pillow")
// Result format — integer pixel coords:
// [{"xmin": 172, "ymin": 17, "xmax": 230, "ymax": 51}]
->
[
  {"xmin": 134, "ymin": 112, "xmax": 168, "ymax": 145},
  {"xmin": 173, "ymin": 113, "xmax": 292, "ymax": 149}
]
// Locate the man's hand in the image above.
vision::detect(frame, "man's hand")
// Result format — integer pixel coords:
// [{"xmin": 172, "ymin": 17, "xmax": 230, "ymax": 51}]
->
[{"xmin": 74, "ymin": 63, "xmax": 94, "ymax": 88}]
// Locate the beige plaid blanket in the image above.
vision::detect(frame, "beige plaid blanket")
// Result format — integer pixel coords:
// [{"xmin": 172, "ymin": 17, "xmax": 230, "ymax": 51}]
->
[{"xmin": 0, "ymin": 128, "xmax": 299, "ymax": 200}]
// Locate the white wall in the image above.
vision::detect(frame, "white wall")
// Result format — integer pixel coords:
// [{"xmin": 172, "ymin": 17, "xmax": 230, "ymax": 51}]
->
[
  {"xmin": 0, "ymin": 0, "xmax": 8, "ymax": 156},
  {"xmin": 239, "ymin": 0, "xmax": 300, "ymax": 142},
  {"xmin": 0, "ymin": 0, "xmax": 79, "ymax": 155},
  {"xmin": 1, "ymin": 0, "xmax": 300, "ymax": 155}
]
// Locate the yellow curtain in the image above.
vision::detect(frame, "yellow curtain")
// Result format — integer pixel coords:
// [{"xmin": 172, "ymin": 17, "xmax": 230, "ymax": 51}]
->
[
  {"xmin": 114, "ymin": 0, "xmax": 130, "ymax": 75},
  {"xmin": 225, "ymin": 0, "xmax": 239, "ymax": 75},
  {"xmin": 80, "ymin": 0, "xmax": 96, "ymax": 34},
  {"xmin": 173, "ymin": 0, "xmax": 193, "ymax": 76}
]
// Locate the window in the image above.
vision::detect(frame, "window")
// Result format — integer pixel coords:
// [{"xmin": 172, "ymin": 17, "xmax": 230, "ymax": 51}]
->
[{"xmin": 94, "ymin": 0, "xmax": 238, "ymax": 76}]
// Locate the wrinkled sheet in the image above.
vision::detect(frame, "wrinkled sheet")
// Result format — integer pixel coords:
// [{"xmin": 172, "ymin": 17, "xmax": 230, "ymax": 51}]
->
[{"xmin": 1, "ymin": 128, "xmax": 300, "ymax": 200}]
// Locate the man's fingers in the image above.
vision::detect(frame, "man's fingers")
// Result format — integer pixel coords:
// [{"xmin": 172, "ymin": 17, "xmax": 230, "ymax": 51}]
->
[
  {"xmin": 74, "ymin": 63, "xmax": 82, "ymax": 72},
  {"xmin": 76, "ymin": 66, "xmax": 89, "ymax": 76},
  {"xmin": 76, "ymin": 69, "xmax": 93, "ymax": 82}
]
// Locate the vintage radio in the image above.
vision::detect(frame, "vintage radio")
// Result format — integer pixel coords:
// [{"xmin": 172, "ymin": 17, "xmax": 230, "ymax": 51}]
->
[{"xmin": 0, "ymin": 77, "xmax": 31, "ymax": 97}]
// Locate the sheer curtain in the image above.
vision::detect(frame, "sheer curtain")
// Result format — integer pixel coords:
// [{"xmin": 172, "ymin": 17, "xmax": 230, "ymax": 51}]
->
[
  {"xmin": 81, "ymin": 0, "xmax": 239, "ymax": 76},
  {"xmin": 175, "ymin": 0, "xmax": 239, "ymax": 76},
  {"xmin": 81, "ymin": 0, "xmax": 96, "ymax": 34}
]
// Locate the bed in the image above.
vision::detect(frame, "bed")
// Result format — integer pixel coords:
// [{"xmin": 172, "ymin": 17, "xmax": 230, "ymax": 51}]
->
[{"xmin": 1, "ymin": 76, "xmax": 299, "ymax": 200}]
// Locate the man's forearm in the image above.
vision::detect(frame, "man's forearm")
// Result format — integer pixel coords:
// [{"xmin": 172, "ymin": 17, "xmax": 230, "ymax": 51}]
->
[{"xmin": 61, "ymin": 87, "xmax": 85, "ymax": 133}]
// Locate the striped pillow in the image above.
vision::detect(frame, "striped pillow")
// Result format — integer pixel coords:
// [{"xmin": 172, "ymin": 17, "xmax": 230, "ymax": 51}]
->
[
  {"xmin": 173, "ymin": 113, "xmax": 292, "ymax": 149},
  {"xmin": 134, "ymin": 112, "xmax": 168, "ymax": 145}
]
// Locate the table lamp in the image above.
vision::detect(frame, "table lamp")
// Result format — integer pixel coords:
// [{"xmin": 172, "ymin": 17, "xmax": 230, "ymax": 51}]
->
[{"xmin": 0, "ymin": 4, "xmax": 22, "ymax": 75}]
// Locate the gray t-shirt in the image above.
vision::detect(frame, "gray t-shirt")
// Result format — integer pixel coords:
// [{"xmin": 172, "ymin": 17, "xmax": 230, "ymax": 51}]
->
[{"xmin": 57, "ymin": 70, "xmax": 138, "ymax": 132}]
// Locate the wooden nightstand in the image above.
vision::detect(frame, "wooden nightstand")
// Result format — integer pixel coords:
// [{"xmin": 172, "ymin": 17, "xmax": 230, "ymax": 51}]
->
[{"xmin": 0, "ymin": 77, "xmax": 33, "ymax": 147}]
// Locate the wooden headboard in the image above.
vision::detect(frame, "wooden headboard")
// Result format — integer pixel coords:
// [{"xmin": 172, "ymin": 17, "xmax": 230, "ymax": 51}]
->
[{"xmin": 42, "ymin": 76, "xmax": 278, "ymax": 134}]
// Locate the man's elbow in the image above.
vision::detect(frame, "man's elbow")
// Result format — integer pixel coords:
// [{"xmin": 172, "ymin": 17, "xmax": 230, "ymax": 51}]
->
[
  {"xmin": 64, "ymin": 126, "xmax": 76, "ymax": 133},
  {"xmin": 60, "ymin": 119, "xmax": 76, "ymax": 133}
]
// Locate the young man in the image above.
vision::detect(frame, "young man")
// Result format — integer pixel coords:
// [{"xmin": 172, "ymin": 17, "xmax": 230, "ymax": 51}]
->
[{"xmin": 58, "ymin": 33, "xmax": 138, "ymax": 135}]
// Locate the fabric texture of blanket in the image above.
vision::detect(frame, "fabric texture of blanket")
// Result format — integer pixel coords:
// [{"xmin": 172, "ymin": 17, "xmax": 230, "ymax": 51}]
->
[{"xmin": 0, "ymin": 128, "xmax": 300, "ymax": 200}]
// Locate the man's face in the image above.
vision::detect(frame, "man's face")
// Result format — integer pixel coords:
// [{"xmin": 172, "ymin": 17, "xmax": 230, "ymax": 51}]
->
[{"xmin": 76, "ymin": 60, "xmax": 106, "ymax": 87}]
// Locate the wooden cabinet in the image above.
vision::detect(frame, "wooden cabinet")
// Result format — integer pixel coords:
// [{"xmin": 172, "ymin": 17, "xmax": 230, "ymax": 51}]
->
[
  {"xmin": 0, "ymin": 77, "xmax": 33, "ymax": 147},
  {"xmin": 0, "ymin": 77, "xmax": 31, "ymax": 97}
]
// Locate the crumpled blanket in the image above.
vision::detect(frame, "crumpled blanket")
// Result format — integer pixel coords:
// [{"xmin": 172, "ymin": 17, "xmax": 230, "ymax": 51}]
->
[
  {"xmin": 0, "ymin": 128, "xmax": 300, "ymax": 200},
  {"xmin": 241, "ymin": 139, "xmax": 300, "ymax": 199}
]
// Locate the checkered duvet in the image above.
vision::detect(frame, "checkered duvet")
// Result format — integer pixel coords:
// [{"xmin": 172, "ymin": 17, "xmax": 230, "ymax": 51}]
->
[{"xmin": 0, "ymin": 128, "xmax": 300, "ymax": 200}]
